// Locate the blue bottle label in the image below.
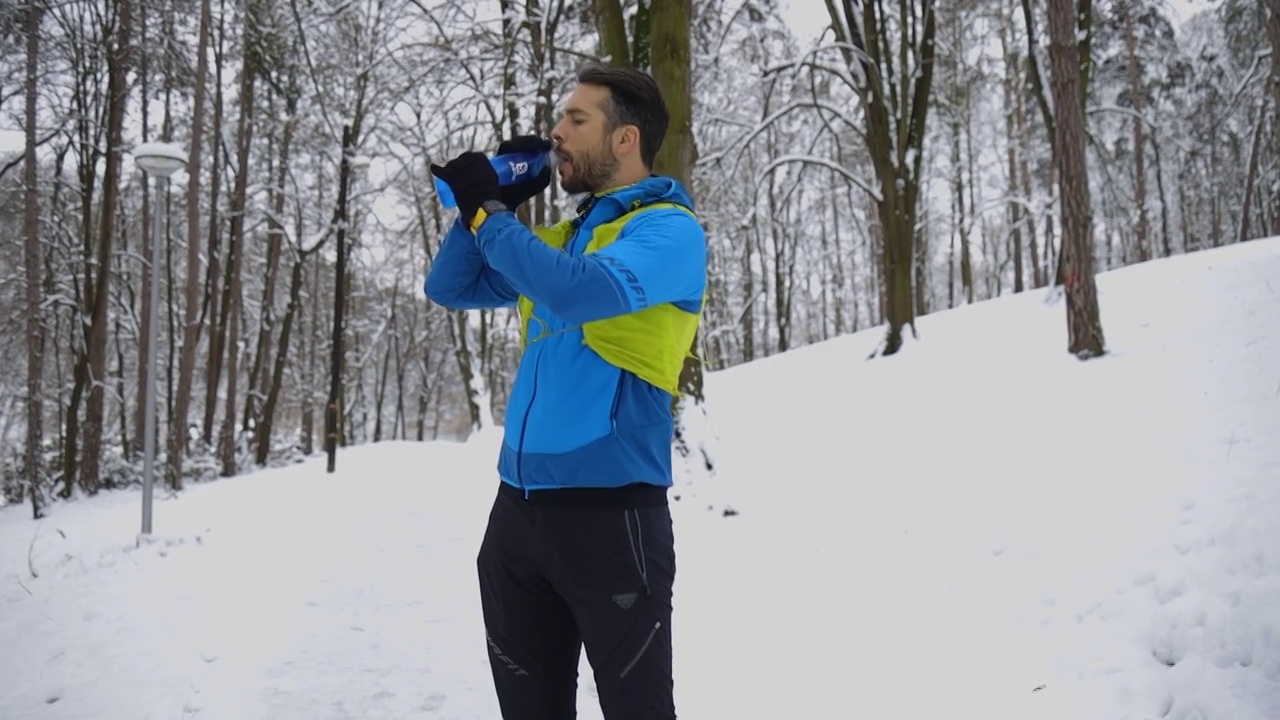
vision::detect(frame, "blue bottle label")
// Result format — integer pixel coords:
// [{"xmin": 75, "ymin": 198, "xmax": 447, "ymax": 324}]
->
[{"xmin": 434, "ymin": 151, "xmax": 548, "ymax": 209}]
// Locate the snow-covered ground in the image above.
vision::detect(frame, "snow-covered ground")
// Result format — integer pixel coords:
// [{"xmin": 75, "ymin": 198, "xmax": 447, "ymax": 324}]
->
[{"xmin": 3, "ymin": 237, "xmax": 1279, "ymax": 719}]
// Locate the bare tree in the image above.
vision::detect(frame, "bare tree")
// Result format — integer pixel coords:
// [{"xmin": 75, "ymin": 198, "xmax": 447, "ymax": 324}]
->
[
  {"xmin": 23, "ymin": 0, "xmax": 46, "ymax": 518},
  {"xmin": 80, "ymin": 0, "xmax": 135, "ymax": 492},
  {"xmin": 1121, "ymin": 0, "xmax": 1151, "ymax": 261},
  {"xmin": 166, "ymin": 0, "xmax": 213, "ymax": 491},
  {"xmin": 215, "ymin": 2, "xmax": 260, "ymax": 476},
  {"xmin": 824, "ymin": 0, "xmax": 938, "ymax": 356},
  {"xmin": 1270, "ymin": 0, "xmax": 1280, "ymax": 236}
]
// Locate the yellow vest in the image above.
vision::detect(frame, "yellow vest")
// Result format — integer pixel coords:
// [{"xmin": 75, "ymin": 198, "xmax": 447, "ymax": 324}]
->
[{"xmin": 515, "ymin": 202, "xmax": 702, "ymax": 396}]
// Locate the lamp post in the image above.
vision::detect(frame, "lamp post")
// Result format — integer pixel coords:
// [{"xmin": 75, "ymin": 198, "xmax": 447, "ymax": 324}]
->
[{"xmin": 131, "ymin": 141, "xmax": 187, "ymax": 537}]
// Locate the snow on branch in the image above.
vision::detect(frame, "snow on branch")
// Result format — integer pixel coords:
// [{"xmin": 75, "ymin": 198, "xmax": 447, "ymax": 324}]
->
[
  {"xmin": 697, "ymin": 99, "xmax": 866, "ymax": 170},
  {"xmin": 1227, "ymin": 49, "xmax": 1274, "ymax": 115},
  {"xmin": 764, "ymin": 45, "xmax": 867, "ymax": 95},
  {"xmin": 755, "ymin": 155, "xmax": 881, "ymax": 203}
]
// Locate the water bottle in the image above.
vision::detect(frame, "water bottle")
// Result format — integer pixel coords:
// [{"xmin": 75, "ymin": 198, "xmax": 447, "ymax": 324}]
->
[{"xmin": 434, "ymin": 150, "xmax": 552, "ymax": 209}]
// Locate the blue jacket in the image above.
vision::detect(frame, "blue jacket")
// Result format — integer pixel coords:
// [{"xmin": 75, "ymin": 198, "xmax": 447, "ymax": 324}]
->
[{"xmin": 424, "ymin": 176, "xmax": 707, "ymax": 492}]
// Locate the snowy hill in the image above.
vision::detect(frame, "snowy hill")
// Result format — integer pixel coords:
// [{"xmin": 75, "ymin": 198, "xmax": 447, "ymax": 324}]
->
[{"xmin": 3, "ymin": 237, "xmax": 1279, "ymax": 719}]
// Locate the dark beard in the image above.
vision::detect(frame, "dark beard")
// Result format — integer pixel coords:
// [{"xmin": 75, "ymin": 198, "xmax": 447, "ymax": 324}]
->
[{"xmin": 558, "ymin": 144, "xmax": 619, "ymax": 195}]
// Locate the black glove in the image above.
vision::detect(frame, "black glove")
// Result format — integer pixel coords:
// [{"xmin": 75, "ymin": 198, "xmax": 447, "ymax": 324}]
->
[
  {"xmin": 496, "ymin": 135, "xmax": 553, "ymax": 209},
  {"xmin": 429, "ymin": 151, "xmax": 501, "ymax": 224}
]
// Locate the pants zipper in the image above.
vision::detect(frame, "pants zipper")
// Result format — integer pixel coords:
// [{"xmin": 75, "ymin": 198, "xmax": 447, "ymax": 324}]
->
[
  {"xmin": 619, "ymin": 621, "xmax": 661, "ymax": 678},
  {"xmin": 625, "ymin": 509, "xmax": 650, "ymax": 595}
]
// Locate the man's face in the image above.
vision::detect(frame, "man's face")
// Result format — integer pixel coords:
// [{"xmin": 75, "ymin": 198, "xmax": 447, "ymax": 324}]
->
[{"xmin": 551, "ymin": 83, "xmax": 621, "ymax": 195}]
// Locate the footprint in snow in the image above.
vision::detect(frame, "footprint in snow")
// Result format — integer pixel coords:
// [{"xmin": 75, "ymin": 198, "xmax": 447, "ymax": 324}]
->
[{"xmin": 1154, "ymin": 577, "xmax": 1187, "ymax": 605}]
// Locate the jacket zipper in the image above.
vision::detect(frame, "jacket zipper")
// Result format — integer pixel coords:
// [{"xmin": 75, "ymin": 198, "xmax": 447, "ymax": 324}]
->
[
  {"xmin": 515, "ymin": 341, "xmax": 543, "ymax": 496},
  {"xmin": 517, "ymin": 209, "xmax": 593, "ymax": 497}
]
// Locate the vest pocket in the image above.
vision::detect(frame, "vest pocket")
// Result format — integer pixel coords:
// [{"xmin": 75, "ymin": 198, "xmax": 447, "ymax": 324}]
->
[{"xmin": 608, "ymin": 371, "xmax": 677, "ymax": 436}]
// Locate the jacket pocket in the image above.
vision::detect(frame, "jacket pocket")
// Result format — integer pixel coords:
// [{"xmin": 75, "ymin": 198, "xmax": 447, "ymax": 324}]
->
[{"xmin": 608, "ymin": 372, "xmax": 626, "ymax": 432}]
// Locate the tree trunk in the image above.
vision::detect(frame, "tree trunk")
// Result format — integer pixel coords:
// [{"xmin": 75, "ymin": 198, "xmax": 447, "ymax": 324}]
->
[
  {"xmin": 741, "ymin": 217, "xmax": 755, "ymax": 361},
  {"xmin": 1046, "ymin": 0, "xmax": 1106, "ymax": 358},
  {"xmin": 1002, "ymin": 16, "xmax": 1025, "ymax": 293},
  {"xmin": 374, "ymin": 288, "xmax": 396, "ymax": 442},
  {"xmin": 1024, "ymin": 0, "xmax": 1091, "ymax": 288},
  {"xmin": 953, "ymin": 109, "xmax": 974, "ymax": 305},
  {"xmin": 1124, "ymin": 3, "xmax": 1151, "ymax": 261},
  {"xmin": 302, "ymin": 249, "xmax": 318, "ymax": 456},
  {"xmin": 63, "ymin": 16, "xmax": 108, "ymax": 497},
  {"xmin": 113, "ymin": 244, "xmax": 129, "ymax": 476},
  {"xmin": 831, "ymin": 178, "xmax": 848, "ymax": 334},
  {"xmin": 1269, "ymin": 0, "xmax": 1280, "ymax": 236},
  {"xmin": 451, "ymin": 310, "xmax": 493, "ymax": 432},
  {"xmin": 392, "ymin": 303, "xmax": 408, "ymax": 440},
  {"xmin": 131, "ymin": 1, "xmax": 151, "ymax": 461},
  {"xmin": 81, "ymin": 0, "xmax": 134, "ymax": 493},
  {"xmin": 326, "ymin": 124, "xmax": 357, "ymax": 470},
  {"xmin": 826, "ymin": 0, "xmax": 938, "ymax": 355},
  {"xmin": 417, "ymin": 347, "xmax": 431, "ymax": 442},
  {"xmin": 23, "ymin": 2, "xmax": 46, "ymax": 517},
  {"xmin": 915, "ymin": 210, "xmax": 930, "ymax": 315},
  {"xmin": 167, "ymin": 0, "xmax": 211, "ymax": 490},
  {"xmin": 201, "ymin": 26, "xmax": 227, "ymax": 447},
  {"xmin": 768, "ymin": 178, "xmax": 789, "ymax": 353},
  {"xmin": 1238, "ymin": 100, "xmax": 1268, "ymax": 243},
  {"xmin": 1016, "ymin": 76, "xmax": 1043, "ymax": 287},
  {"xmin": 592, "ymin": 0, "xmax": 630, "ymax": 66},
  {"xmin": 1178, "ymin": 170, "xmax": 1192, "ymax": 253},
  {"xmin": 218, "ymin": 32, "xmax": 257, "ymax": 476},
  {"xmin": 878, "ymin": 177, "xmax": 917, "ymax": 352},
  {"xmin": 256, "ymin": 246, "xmax": 311, "ymax": 466},
  {"xmin": 1046, "ymin": 153, "xmax": 1060, "ymax": 280},
  {"xmin": 1209, "ymin": 116, "xmax": 1222, "ymax": 248},
  {"xmin": 1152, "ymin": 134, "xmax": 1172, "ymax": 257},
  {"xmin": 245, "ymin": 95, "xmax": 297, "ymax": 435}
]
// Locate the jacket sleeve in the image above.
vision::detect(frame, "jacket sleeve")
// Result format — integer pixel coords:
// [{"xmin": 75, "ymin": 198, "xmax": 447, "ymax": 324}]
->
[
  {"xmin": 472, "ymin": 209, "xmax": 706, "ymax": 326},
  {"xmin": 423, "ymin": 217, "xmax": 520, "ymax": 309}
]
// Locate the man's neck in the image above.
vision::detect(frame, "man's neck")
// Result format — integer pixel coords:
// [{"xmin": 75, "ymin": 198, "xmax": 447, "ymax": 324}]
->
[{"xmin": 598, "ymin": 166, "xmax": 650, "ymax": 195}]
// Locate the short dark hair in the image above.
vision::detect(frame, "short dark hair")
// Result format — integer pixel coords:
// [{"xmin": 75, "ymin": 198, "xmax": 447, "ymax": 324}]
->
[{"xmin": 576, "ymin": 65, "xmax": 668, "ymax": 169}]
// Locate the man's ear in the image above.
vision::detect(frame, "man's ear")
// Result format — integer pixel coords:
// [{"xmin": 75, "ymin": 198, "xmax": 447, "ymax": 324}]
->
[{"xmin": 615, "ymin": 125, "xmax": 641, "ymax": 157}]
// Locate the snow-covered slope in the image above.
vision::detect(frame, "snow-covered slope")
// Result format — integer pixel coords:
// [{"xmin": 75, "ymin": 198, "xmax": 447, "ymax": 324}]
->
[{"xmin": 3, "ymin": 237, "xmax": 1278, "ymax": 719}]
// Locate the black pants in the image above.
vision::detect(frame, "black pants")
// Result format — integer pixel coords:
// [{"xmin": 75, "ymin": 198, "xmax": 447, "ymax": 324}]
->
[{"xmin": 477, "ymin": 481, "xmax": 676, "ymax": 719}]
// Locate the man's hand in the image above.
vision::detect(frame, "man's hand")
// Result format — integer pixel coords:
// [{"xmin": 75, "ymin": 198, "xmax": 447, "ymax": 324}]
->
[
  {"xmin": 430, "ymin": 152, "xmax": 501, "ymax": 225},
  {"xmin": 496, "ymin": 135, "xmax": 553, "ymax": 210}
]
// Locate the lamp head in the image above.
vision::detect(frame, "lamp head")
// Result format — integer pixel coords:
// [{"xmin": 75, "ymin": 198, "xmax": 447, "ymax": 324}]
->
[{"xmin": 132, "ymin": 142, "xmax": 188, "ymax": 177}]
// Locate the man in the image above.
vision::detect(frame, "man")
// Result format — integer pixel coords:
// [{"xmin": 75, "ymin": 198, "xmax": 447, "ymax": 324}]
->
[{"xmin": 423, "ymin": 65, "xmax": 706, "ymax": 719}]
